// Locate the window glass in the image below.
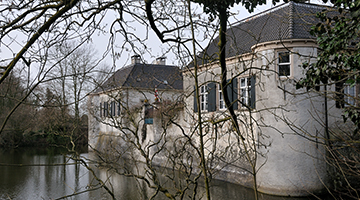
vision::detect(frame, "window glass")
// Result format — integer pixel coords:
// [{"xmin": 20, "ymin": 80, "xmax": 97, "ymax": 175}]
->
[
  {"xmin": 145, "ymin": 105, "xmax": 153, "ymax": 124},
  {"xmin": 219, "ymin": 88, "xmax": 225, "ymax": 110},
  {"xmin": 200, "ymin": 85, "xmax": 208, "ymax": 111},
  {"xmin": 278, "ymin": 52, "xmax": 290, "ymax": 77},
  {"xmin": 345, "ymin": 85, "xmax": 356, "ymax": 106},
  {"xmin": 279, "ymin": 52, "xmax": 290, "ymax": 63},
  {"xmin": 240, "ymin": 77, "xmax": 251, "ymax": 107}
]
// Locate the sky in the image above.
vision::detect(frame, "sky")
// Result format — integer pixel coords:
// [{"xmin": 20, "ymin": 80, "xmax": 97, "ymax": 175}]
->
[
  {"xmin": 0, "ymin": 0, "xmax": 330, "ymax": 80},
  {"xmin": 94, "ymin": 0, "xmax": 329, "ymax": 71},
  {"xmin": 100, "ymin": 1, "xmax": 280, "ymax": 69}
]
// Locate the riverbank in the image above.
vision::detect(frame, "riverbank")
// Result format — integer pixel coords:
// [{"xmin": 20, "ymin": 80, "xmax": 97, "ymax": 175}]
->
[{"xmin": 0, "ymin": 128, "xmax": 88, "ymax": 148}]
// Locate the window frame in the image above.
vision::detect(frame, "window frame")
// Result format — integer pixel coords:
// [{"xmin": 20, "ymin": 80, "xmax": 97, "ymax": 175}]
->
[
  {"xmin": 200, "ymin": 85, "xmax": 208, "ymax": 112},
  {"xmin": 219, "ymin": 87, "xmax": 226, "ymax": 110},
  {"xmin": 240, "ymin": 77, "xmax": 251, "ymax": 106},
  {"xmin": 336, "ymin": 81, "xmax": 359, "ymax": 108},
  {"xmin": 277, "ymin": 51, "xmax": 291, "ymax": 78},
  {"xmin": 110, "ymin": 101, "xmax": 116, "ymax": 116},
  {"xmin": 103, "ymin": 101, "xmax": 108, "ymax": 117},
  {"xmin": 144, "ymin": 104, "xmax": 154, "ymax": 124},
  {"xmin": 238, "ymin": 76, "xmax": 256, "ymax": 109},
  {"xmin": 344, "ymin": 84, "xmax": 357, "ymax": 107}
]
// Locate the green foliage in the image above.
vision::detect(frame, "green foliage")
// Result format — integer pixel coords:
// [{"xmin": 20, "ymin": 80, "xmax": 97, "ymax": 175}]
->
[
  {"xmin": 343, "ymin": 108, "xmax": 360, "ymax": 135},
  {"xmin": 296, "ymin": 3, "xmax": 360, "ymax": 197},
  {"xmin": 296, "ymin": 1, "xmax": 360, "ymax": 133},
  {"xmin": 296, "ymin": 8, "xmax": 360, "ymax": 88}
]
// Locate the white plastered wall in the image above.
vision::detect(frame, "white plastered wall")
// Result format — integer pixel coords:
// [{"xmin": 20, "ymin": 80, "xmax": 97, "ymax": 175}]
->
[{"xmin": 254, "ymin": 41, "xmax": 329, "ymax": 196}]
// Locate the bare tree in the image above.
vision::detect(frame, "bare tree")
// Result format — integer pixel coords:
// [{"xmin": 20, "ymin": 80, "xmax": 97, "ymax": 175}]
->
[{"xmin": 1, "ymin": 1, "xmax": 336, "ymax": 200}]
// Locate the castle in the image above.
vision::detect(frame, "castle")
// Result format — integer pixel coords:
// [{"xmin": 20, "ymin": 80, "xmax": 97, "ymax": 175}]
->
[{"xmin": 88, "ymin": 2, "xmax": 347, "ymax": 196}]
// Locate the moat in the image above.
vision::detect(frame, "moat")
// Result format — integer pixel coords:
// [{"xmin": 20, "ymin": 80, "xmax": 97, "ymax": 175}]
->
[{"xmin": 0, "ymin": 147, "xmax": 322, "ymax": 200}]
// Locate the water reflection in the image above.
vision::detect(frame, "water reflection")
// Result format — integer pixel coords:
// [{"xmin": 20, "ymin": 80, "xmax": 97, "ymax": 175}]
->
[
  {"xmin": 0, "ymin": 148, "xmax": 319, "ymax": 200},
  {"xmin": 0, "ymin": 147, "xmax": 91, "ymax": 200}
]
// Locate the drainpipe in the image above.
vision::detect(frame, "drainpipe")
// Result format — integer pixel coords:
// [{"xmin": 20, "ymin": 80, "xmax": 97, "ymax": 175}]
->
[{"xmin": 324, "ymin": 84, "xmax": 331, "ymax": 148}]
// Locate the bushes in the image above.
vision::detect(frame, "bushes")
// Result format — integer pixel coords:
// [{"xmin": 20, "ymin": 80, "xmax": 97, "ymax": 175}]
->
[{"xmin": 0, "ymin": 129, "xmax": 88, "ymax": 148}]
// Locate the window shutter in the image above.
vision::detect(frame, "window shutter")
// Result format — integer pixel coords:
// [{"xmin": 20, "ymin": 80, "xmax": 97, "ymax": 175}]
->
[
  {"xmin": 100, "ymin": 103, "xmax": 102, "ymax": 117},
  {"xmin": 117, "ymin": 100, "xmax": 121, "ymax": 116},
  {"xmin": 232, "ymin": 78, "xmax": 238, "ymax": 110},
  {"xmin": 111, "ymin": 101, "xmax": 116, "ymax": 116},
  {"xmin": 335, "ymin": 82, "xmax": 344, "ymax": 108},
  {"xmin": 104, "ymin": 102, "xmax": 108, "ymax": 116},
  {"xmin": 250, "ymin": 76, "xmax": 256, "ymax": 109},
  {"xmin": 110, "ymin": 102, "xmax": 112, "ymax": 116},
  {"xmin": 193, "ymin": 86, "xmax": 198, "ymax": 112},
  {"xmin": 227, "ymin": 79, "xmax": 238, "ymax": 110},
  {"xmin": 208, "ymin": 82, "xmax": 216, "ymax": 112},
  {"xmin": 226, "ymin": 79, "xmax": 233, "ymax": 108},
  {"xmin": 113, "ymin": 102, "xmax": 116, "ymax": 116}
]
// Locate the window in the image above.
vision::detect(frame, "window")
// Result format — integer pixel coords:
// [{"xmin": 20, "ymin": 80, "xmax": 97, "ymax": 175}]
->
[
  {"xmin": 240, "ymin": 77, "xmax": 251, "ymax": 106},
  {"xmin": 218, "ymin": 80, "xmax": 238, "ymax": 110},
  {"xmin": 101, "ymin": 101, "xmax": 122, "ymax": 117},
  {"xmin": 144, "ymin": 105, "xmax": 153, "ymax": 124},
  {"xmin": 103, "ymin": 102, "xmax": 108, "ymax": 117},
  {"xmin": 240, "ymin": 76, "xmax": 256, "ymax": 109},
  {"xmin": 219, "ymin": 87, "xmax": 225, "ymax": 110},
  {"xmin": 194, "ymin": 83, "xmax": 216, "ymax": 112},
  {"xmin": 344, "ymin": 84, "xmax": 356, "ymax": 106},
  {"xmin": 278, "ymin": 52, "xmax": 290, "ymax": 77},
  {"xmin": 110, "ymin": 101, "xmax": 116, "ymax": 116},
  {"xmin": 194, "ymin": 82, "xmax": 235, "ymax": 112},
  {"xmin": 336, "ymin": 82, "xmax": 358, "ymax": 108},
  {"xmin": 200, "ymin": 85, "xmax": 208, "ymax": 111}
]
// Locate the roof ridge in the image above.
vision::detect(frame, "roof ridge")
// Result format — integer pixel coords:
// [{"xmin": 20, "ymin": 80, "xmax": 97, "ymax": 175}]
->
[
  {"xmin": 292, "ymin": 1, "xmax": 331, "ymax": 10},
  {"xmin": 289, "ymin": 1, "xmax": 294, "ymax": 38},
  {"xmin": 230, "ymin": 2, "xmax": 289, "ymax": 27},
  {"xmin": 230, "ymin": 2, "xmax": 330, "ymax": 28}
]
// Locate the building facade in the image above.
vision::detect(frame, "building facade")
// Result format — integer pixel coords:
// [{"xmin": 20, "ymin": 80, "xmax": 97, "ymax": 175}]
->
[
  {"xmin": 88, "ymin": 2, "xmax": 350, "ymax": 197},
  {"xmin": 88, "ymin": 55, "xmax": 183, "ymax": 153}
]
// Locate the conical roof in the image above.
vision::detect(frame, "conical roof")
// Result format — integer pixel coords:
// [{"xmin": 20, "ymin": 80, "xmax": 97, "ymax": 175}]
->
[{"xmin": 193, "ymin": 2, "xmax": 334, "ymax": 66}]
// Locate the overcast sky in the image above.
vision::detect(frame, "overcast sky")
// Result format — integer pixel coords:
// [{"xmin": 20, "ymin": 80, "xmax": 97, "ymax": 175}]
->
[
  {"xmin": 98, "ymin": 0, "xmax": 328, "ymax": 70},
  {"xmin": 0, "ymin": 0, "xmax": 328, "ymax": 78}
]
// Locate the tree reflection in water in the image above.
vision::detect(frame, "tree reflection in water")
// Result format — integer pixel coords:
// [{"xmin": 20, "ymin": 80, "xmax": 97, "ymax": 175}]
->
[{"xmin": 0, "ymin": 147, "xmax": 321, "ymax": 200}]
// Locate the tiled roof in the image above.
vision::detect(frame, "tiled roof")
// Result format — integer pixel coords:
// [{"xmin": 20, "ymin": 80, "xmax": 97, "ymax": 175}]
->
[
  {"xmin": 195, "ymin": 2, "xmax": 333, "ymax": 66},
  {"xmin": 95, "ymin": 63, "xmax": 183, "ymax": 93}
]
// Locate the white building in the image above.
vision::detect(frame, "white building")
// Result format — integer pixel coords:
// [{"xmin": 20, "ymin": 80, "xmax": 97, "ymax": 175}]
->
[
  {"xmin": 88, "ymin": 55, "xmax": 183, "ymax": 153},
  {"xmin": 89, "ymin": 2, "xmax": 351, "ymax": 197}
]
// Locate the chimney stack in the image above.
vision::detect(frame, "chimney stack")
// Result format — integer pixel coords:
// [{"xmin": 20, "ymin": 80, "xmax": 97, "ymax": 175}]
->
[
  {"xmin": 155, "ymin": 57, "xmax": 166, "ymax": 65},
  {"xmin": 131, "ymin": 54, "xmax": 141, "ymax": 64}
]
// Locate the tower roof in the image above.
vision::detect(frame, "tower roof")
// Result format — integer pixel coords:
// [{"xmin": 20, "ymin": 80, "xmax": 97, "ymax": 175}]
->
[
  {"xmin": 193, "ymin": 2, "xmax": 335, "ymax": 66},
  {"xmin": 95, "ymin": 63, "xmax": 183, "ymax": 93}
]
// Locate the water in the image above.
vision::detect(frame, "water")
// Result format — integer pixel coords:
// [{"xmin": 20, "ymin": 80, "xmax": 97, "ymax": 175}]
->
[{"xmin": 0, "ymin": 147, "xmax": 318, "ymax": 200}]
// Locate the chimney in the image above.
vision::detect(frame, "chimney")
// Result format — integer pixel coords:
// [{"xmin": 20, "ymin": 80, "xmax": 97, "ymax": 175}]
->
[
  {"xmin": 131, "ymin": 54, "xmax": 141, "ymax": 64},
  {"xmin": 155, "ymin": 57, "xmax": 166, "ymax": 65}
]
